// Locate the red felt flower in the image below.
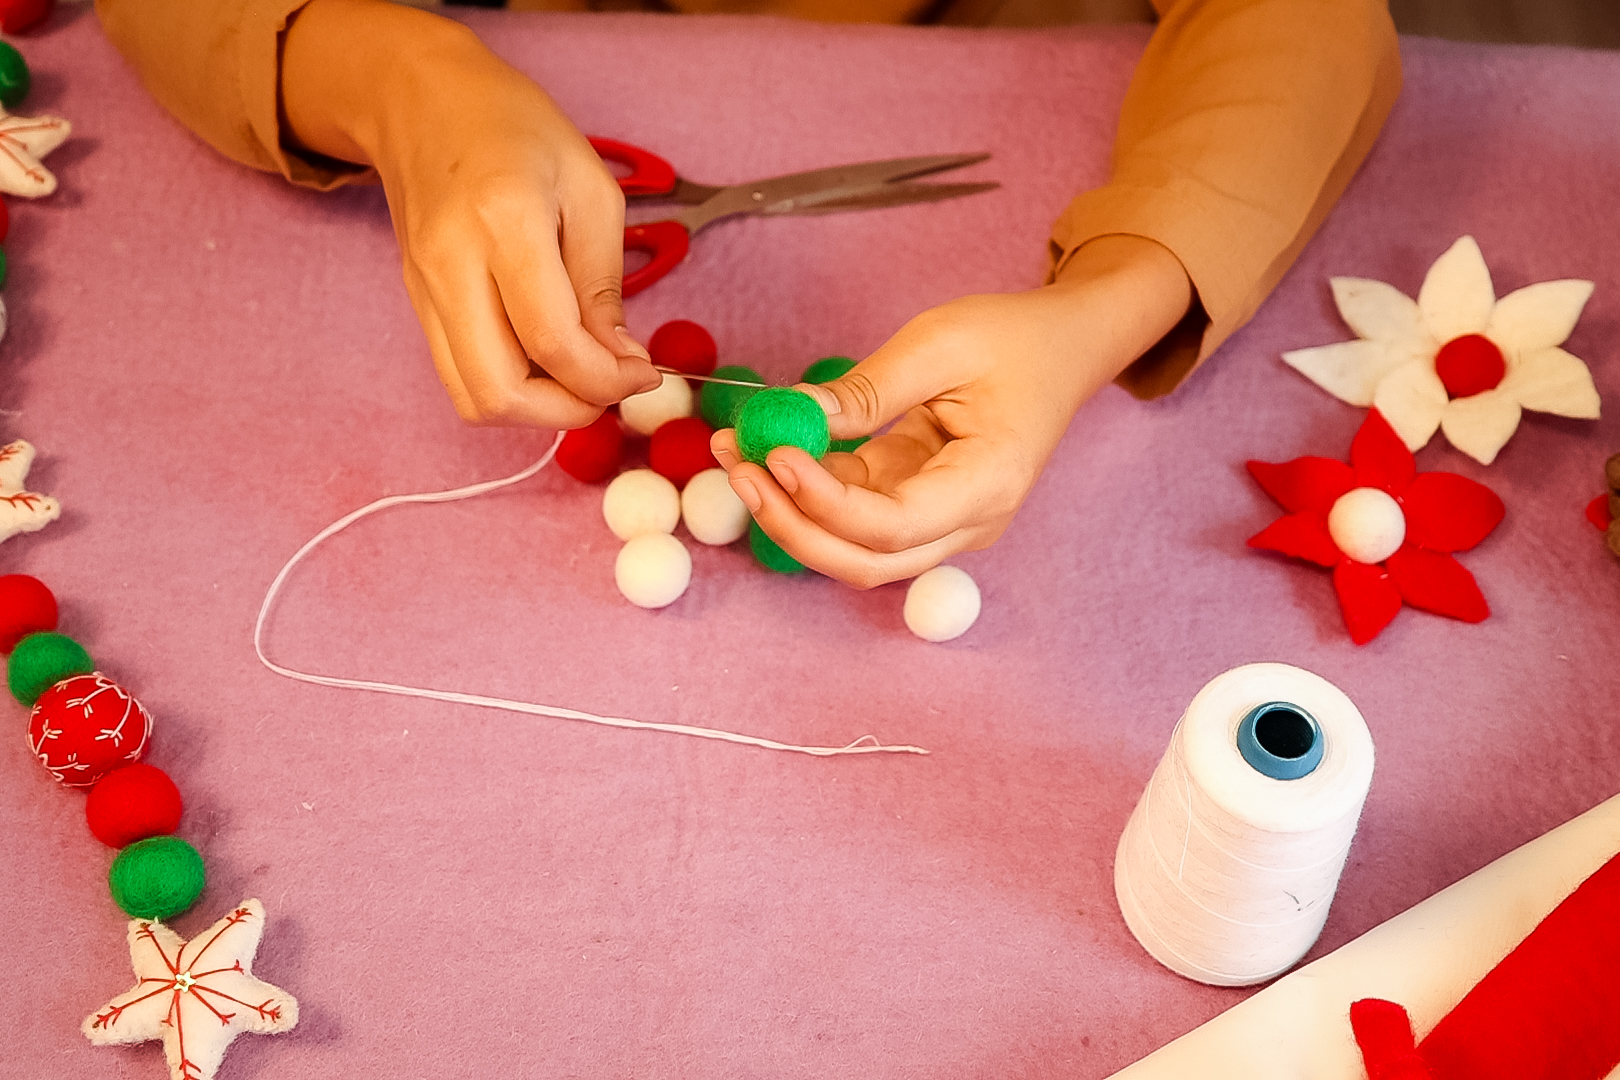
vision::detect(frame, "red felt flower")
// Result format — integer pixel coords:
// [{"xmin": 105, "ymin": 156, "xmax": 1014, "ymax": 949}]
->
[{"xmin": 1247, "ymin": 409, "xmax": 1504, "ymax": 644}]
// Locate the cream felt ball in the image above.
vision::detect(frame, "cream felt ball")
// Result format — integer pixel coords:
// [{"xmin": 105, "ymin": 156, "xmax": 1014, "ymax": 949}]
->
[
  {"xmin": 615, "ymin": 533, "xmax": 692, "ymax": 609},
  {"xmin": 1328, "ymin": 487, "xmax": 1406, "ymax": 564},
  {"xmin": 904, "ymin": 565, "xmax": 981, "ymax": 642},
  {"xmin": 602, "ymin": 469, "xmax": 681, "ymax": 541},
  {"xmin": 681, "ymin": 468, "xmax": 750, "ymax": 546},
  {"xmin": 619, "ymin": 372, "xmax": 693, "ymax": 436}
]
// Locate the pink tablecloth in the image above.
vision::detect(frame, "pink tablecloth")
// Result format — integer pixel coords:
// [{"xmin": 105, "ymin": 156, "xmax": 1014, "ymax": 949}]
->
[{"xmin": 3, "ymin": 8, "xmax": 1617, "ymax": 1078}]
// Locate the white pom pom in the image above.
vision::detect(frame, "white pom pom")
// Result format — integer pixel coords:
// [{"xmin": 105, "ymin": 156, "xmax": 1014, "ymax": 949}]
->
[
  {"xmin": 1327, "ymin": 486, "xmax": 1406, "ymax": 564},
  {"xmin": 680, "ymin": 468, "xmax": 749, "ymax": 546},
  {"xmin": 0, "ymin": 296, "xmax": 8, "ymax": 345},
  {"xmin": 615, "ymin": 533, "xmax": 692, "ymax": 609},
  {"xmin": 903, "ymin": 565, "xmax": 981, "ymax": 642},
  {"xmin": 602, "ymin": 468, "xmax": 680, "ymax": 541},
  {"xmin": 619, "ymin": 373, "xmax": 693, "ymax": 436}
]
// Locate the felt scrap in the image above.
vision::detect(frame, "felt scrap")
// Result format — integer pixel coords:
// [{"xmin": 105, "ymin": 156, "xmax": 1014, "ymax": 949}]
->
[
  {"xmin": 0, "ymin": 439, "xmax": 60, "ymax": 543},
  {"xmin": 0, "ymin": 107, "xmax": 69, "ymax": 197}
]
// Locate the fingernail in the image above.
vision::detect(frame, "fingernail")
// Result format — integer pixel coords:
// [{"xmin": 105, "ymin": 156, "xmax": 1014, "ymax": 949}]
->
[
  {"xmin": 615, "ymin": 325, "xmax": 652, "ymax": 362},
  {"xmin": 767, "ymin": 458, "xmax": 798, "ymax": 494},
  {"xmin": 795, "ymin": 382, "xmax": 841, "ymax": 417},
  {"xmin": 730, "ymin": 477, "xmax": 762, "ymax": 512},
  {"xmin": 713, "ymin": 446, "xmax": 738, "ymax": 469}
]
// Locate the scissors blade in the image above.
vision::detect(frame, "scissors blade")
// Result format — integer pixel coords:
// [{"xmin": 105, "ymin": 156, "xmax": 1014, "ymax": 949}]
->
[
  {"xmin": 765, "ymin": 181, "xmax": 1001, "ymax": 216},
  {"xmin": 678, "ymin": 153, "xmax": 991, "ymax": 233}
]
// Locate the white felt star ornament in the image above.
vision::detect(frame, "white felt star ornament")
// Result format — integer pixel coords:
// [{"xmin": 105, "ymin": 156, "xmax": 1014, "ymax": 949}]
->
[
  {"xmin": 0, "ymin": 439, "xmax": 60, "ymax": 542},
  {"xmin": 83, "ymin": 899, "xmax": 298, "ymax": 1080},
  {"xmin": 1283, "ymin": 236, "xmax": 1601, "ymax": 465},
  {"xmin": 0, "ymin": 108, "xmax": 70, "ymax": 197}
]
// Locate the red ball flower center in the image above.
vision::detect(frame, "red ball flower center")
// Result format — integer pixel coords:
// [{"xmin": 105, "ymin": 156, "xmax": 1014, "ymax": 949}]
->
[{"xmin": 1433, "ymin": 333, "xmax": 1506, "ymax": 399}]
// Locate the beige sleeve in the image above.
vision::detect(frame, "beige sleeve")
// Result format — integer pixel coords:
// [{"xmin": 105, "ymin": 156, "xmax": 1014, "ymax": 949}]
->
[
  {"xmin": 94, "ymin": 0, "xmax": 374, "ymax": 190},
  {"xmin": 1051, "ymin": 0, "xmax": 1402, "ymax": 399}
]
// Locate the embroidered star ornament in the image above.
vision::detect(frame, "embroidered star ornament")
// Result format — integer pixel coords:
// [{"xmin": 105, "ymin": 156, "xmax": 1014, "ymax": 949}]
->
[
  {"xmin": 83, "ymin": 899, "xmax": 298, "ymax": 1080},
  {"xmin": 1247, "ymin": 409, "xmax": 1505, "ymax": 644},
  {"xmin": 0, "ymin": 107, "xmax": 70, "ymax": 197},
  {"xmin": 0, "ymin": 438, "xmax": 60, "ymax": 542},
  {"xmin": 1282, "ymin": 236, "xmax": 1601, "ymax": 465}
]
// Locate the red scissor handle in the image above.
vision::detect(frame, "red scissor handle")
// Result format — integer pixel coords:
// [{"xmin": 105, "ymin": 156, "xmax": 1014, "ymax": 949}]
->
[
  {"xmin": 622, "ymin": 220, "xmax": 691, "ymax": 297},
  {"xmin": 588, "ymin": 137, "xmax": 677, "ymax": 197}
]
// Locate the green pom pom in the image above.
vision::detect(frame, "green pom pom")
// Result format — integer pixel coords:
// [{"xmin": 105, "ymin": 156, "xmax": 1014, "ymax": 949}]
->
[
  {"xmin": 0, "ymin": 248, "xmax": 9, "ymax": 291},
  {"xmin": 0, "ymin": 43, "xmax": 29, "ymax": 109},
  {"xmin": 749, "ymin": 521, "xmax": 804, "ymax": 574},
  {"xmin": 109, "ymin": 836, "xmax": 206, "ymax": 920},
  {"xmin": 829, "ymin": 436, "xmax": 868, "ymax": 453},
  {"xmin": 699, "ymin": 365, "xmax": 765, "ymax": 429},
  {"xmin": 801, "ymin": 356, "xmax": 855, "ymax": 385},
  {"xmin": 8, "ymin": 632, "xmax": 94, "ymax": 706},
  {"xmin": 735, "ymin": 388, "xmax": 830, "ymax": 465}
]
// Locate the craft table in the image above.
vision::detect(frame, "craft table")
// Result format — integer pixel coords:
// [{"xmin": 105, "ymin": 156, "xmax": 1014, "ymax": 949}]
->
[{"xmin": 3, "ymin": 8, "xmax": 1618, "ymax": 1078}]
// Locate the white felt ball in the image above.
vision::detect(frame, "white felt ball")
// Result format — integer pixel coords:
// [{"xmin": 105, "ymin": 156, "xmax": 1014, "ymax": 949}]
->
[
  {"xmin": 1328, "ymin": 486, "xmax": 1406, "ymax": 564},
  {"xmin": 602, "ymin": 468, "xmax": 681, "ymax": 541},
  {"xmin": 904, "ymin": 565, "xmax": 981, "ymax": 643},
  {"xmin": 680, "ymin": 468, "xmax": 750, "ymax": 546},
  {"xmin": 619, "ymin": 372, "xmax": 694, "ymax": 436},
  {"xmin": 615, "ymin": 532, "xmax": 692, "ymax": 609}
]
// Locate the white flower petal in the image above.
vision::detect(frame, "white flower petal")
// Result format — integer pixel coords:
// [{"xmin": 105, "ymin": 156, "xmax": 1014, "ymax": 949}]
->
[
  {"xmin": 1330, "ymin": 277, "xmax": 1428, "ymax": 345},
  {"xmin": 1485, "ymin": 279, "xmax": 1594, "ymax": 356},
  {"xmin": 1372, "ymin": 360, "xmax": 1448, "ymax": 451},
  {"xmin": 1502, "ymin": 346, "xmax": 1602, "ymax": 418},
  {"xmin": 1282, "ymin": 340, "xmax": 1408, "ymax": 406},
  {"xmin": 1418, "ymin": 236, "xmax": 1496, "ymax": 342},
  {"xmin": 1440, "ymin": 390, "xmax": 1523, "ymax": 465}
]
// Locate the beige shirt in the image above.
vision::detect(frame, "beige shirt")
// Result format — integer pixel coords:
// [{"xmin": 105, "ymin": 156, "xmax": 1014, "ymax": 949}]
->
[{"xmin": 94, "ymin": 0, "xmax": 1400, "ymax": 397}]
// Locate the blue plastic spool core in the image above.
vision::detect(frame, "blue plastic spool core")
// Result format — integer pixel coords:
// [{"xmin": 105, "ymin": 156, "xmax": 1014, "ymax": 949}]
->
[{"xmin": 1236, "ymin": 701, "xmax": 1324, "ymax": 781}]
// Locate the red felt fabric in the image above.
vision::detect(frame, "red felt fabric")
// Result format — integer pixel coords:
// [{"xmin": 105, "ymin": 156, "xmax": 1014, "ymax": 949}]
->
[
  {"xmin": 555, "ymin": 410, "xmax": 626, "ymax": 483},
  {"xmin": 84, "ymin": 762, "xmax": 183, "ymax": 848},
  {"xmin": 1333, "ymin": 560, "xmax": 1403, "ymax": 644},
  {"xmin": 1349, "ymin": 999, "xmax": 1432, "ymax": 1080},
  {"xmin": 1245, "ymin": 457, "xmax": 1355, "ymax": 514},
  {"xmin": 1385, "ymin": 546, "xmax": 1488, "ymax": 622},
  {"xmin": 1247, "ymin": 512, "xmax": 1342, "ymax": 567},
  {"xmin": 1402, "ymin": 473, "xmax": 1504, "ymax": 552},
  {"xmin": 1350, "ymin": 408, "xmax": 1415, "ymax": 495},
  {"xmin": 1587, "ymin": 493, "xmax": 1612, "ymax": 531},
  {"xmin": 0, "ymin": 573, "xmax": 57, "ymax": 652}
]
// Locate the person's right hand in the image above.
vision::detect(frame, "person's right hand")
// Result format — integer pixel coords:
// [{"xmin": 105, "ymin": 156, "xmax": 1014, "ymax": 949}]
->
[{"xmin": 281, "ymin": 0, "xmax": 660, "ymax": 427}]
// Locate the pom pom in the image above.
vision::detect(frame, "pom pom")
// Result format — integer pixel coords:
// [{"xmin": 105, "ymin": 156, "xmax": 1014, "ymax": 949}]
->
[
  {"xmin": 801, "ymin": 356, "xmax": 855, "ymax": 385},
  {"xmin": 649, "ymin": 320, "xmax": 717, "ymax": 379},
  {"xmin": 904, "ymin": 566, "xmax": 982, "ymax": 642},
  {"xmin": 556, "ymin": 411, "xmax": 625, "ymax": 483},
  {"xmin": 0, "ymin": 197, "xmax": 9, "ymax": 244},
  {"xmin": 681, "ymin": 468, "xmax": 750, "ymax": 546},
  {"xmin": 615, "ymin": 533, "xmax": 692, "ymax": 609},
  {"xmin": 0, "ymin": 572, "xmax": 57, "ymax": 652},
  {"xmin": 620, "ymin": 372, "xmax": 693, "ymax": 436},
  {"xmin": 1328, "ymin": 487, "xmax": 1406, "ymax": 565},
  {"xmin": 29, "ymin": 674, "xmax": 153, "ymax": 787},
  {"xmin": 699, "ymin": 365, "xmax": 765, "ymax": 428},
  {"xmin": 649, "ymin": 416, "xmax": 717, "ymax": 489},
  {"xmin": 0, "ymin": 41, "xmax": 28, "ymax": 108},
  {"xmin": 602, "ymin": 468, "xmax": 680, "ymax": 541},
  {"xmin": 749, "ymin": 521, "xmax": 804, "ymax": 574},
  {"xmin": 1608, "ymin": 453, "xmax": 1620, "ymax": 494},
  {"xmin": 87, "ymin": 763, "xmax": 183, "ymax": 848},
  {"xmin": 108, "ymin": 835, "xmax": 206, "ymax": 921},
  {"xmin": 8, "ymin": 629, "xmax": 93, "ymax": 705},
  {"xmin": 735, "ymin": 388, "xmax": 830, "ymax": 464},
  {"xmin": 0, "ymin": 248, "xmax": 8, "ymax": 289},
  {"xmin": 0, "ymin": 0, "xmax": 52, "ymax": 34}
]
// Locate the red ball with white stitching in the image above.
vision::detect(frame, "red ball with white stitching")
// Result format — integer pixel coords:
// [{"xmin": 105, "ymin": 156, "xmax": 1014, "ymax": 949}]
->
[{"xmin": 28, "ymin": 674, "xmax": 153, "ymax": 787}]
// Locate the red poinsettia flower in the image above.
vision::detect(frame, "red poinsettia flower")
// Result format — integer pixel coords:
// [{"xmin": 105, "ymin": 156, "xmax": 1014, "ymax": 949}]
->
[{"xmin": 1247, "ymin": 408, "xmax": 1505, "ymax": 644}]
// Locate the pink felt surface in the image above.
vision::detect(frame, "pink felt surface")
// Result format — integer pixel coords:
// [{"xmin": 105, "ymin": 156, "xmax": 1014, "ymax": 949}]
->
[{"xmin": 2, "ymin": 9, "xmax": 1618, "ymax": 1078}]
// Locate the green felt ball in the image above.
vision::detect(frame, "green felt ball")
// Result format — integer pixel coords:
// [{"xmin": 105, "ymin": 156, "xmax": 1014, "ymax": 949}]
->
[
  {"xmin": 0, "ymin": 43, "xmax": 29, "ymax": 109},
  {"xmin": 7, "ymin": 632, "xmax": 94, "ymax": 706},
  {"xmin": 749, "ymin": 521, "xmax": 804, "ymax": 574},
  {"xmin": 801, "ymin": 356, "xmax": 855, "ymax": 385},
  {"xmin": 829, "ymin": 436, "xmax": 869, "ymax": 453},
  {"xmin": 109, "ymin": 836, "xmax": 206, "ymax": 920},
  {"xmin": 735, "ymin": 388, "xmax": 830, "ymax": 465},
  {"xmin": 699, "ymin": 365, "xmax": 766, "ymax": 429},
  {"xmin": 0, "ymin": 248, "xmax": 9, "ymax": 290}
]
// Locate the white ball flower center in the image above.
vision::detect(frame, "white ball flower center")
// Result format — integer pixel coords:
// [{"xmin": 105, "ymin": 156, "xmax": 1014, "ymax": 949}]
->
[{"xmin": 1327, "ymin": 487, "xmax": 1406, "ymax": 565}]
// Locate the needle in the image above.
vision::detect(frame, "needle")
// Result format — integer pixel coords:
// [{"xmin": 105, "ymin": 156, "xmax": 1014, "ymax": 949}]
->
[{"xmin": 653, "ymin": 365, "xmax": 773, "ymax": 388}]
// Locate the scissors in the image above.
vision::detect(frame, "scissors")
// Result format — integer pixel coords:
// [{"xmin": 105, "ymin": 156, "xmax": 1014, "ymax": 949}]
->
[{"xmin": 588, "ymin": 137, "xmax": 998, "ymax": 297}]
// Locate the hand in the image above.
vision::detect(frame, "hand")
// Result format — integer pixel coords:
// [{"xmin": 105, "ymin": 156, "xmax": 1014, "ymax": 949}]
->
[
  {"xmin": 281, "ymin": 0, "xmax": 659, "ymax": 427},
  {"xmin": 712, "ymin": 236, "xmax": 1193, "ymax": 588}
]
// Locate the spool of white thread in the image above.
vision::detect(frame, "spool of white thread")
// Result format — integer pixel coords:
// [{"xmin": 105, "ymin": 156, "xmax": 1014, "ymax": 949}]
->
[{"xmin": 1114, "ymin": 662, "xmax": 1375, "ymax": 987}]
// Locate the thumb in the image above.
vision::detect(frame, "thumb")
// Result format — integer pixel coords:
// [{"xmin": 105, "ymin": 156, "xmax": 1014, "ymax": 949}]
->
[
  {"xmin": 793, "ymin": 339, "xmax": 952, "ymax": 442},
  {"xmin": 558, "ymin": 180, "xmax": 658, "ymax": 389}
]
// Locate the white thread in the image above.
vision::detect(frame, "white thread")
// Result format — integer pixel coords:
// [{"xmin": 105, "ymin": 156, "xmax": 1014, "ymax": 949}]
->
[
  {"xmin": 254, "ymin": 432, "xmax": 928, "ymax": 759},
  {"xmin": 1114, "ymin": 663, "xmax": 1375, "ymax": 986}
]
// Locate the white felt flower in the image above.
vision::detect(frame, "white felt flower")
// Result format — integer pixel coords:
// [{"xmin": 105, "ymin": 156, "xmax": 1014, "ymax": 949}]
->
[
  {"xmin": 0, "ymin": 108, "xmax": 70, "ymax": 197},
  {"xmin": 1283, "ymin": 236, "xmax": 1601, "ymax": 465}
]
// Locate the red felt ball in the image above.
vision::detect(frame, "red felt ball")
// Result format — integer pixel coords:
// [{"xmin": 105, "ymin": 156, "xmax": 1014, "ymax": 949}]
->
[
  {"xmin": 0, "ymin": 196, "xmax": 9, "ymax": 245},
  {"xmin": 0, "ymin": 573, "xmax": 57, "ymax": 653},
  {"xmin": 649, "ymin": 416, "xmax": 718, "ymax": 489},
  {"xmin": 649, "ymin": 320, "xmax": 717, "ymax": 379},
  {"xmin": 86, "ymin": 763, "xmax": 183, "ymax": 848},
  {"xmin": 1434, "ymin": 333, "xmax": 1506, "ymax": 399},
  {"xmin": 28, "ymin": 674, "xmax": 153, "ymax": 788},
  {"xmin": 0, "ymin": 0, "xmax": 51, "ymax": 33},
  {"xmin": 556, "ymin": 411, "xmax": 625, "ymax": 483}
]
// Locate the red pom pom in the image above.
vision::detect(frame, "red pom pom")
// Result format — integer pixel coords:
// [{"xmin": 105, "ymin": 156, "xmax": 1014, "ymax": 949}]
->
[
  {"xmin": 556, "ymin": 412, "xmax": 625, "ymax": 483},
  {"xmin": 28, "ymin": 674, "xmax": 153, "ymax": 787},
  {"xmin": 1434, "ymin": 334, "xmax": 1506, "ymax": 400},
  {"xmin": 0, "ymin": 573, "xmax": 58, "ymax": 653},
  {"xmin": 86, "ymin": 763, "xmax": 183, "ymax": 848},
  {"xmin": 0, "ymin": 0, "xmax": 52, "ymax": 33},
  {"xmin": 649, "ymin": 416, "xmax": 717, "ymax": 489},
  {"xmin": 0, "ymin": 197, "xmax": 10, "ymax": 245},
  {"xmin": 649, "ymin": 320, "xmax": 717, "ymax": 379}
]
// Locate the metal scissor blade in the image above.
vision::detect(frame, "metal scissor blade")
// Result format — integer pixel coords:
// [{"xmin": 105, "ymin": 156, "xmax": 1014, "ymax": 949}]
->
[{"xmin": 764, "ymin": 181, "xmax": 1001, "ymax": 216}]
